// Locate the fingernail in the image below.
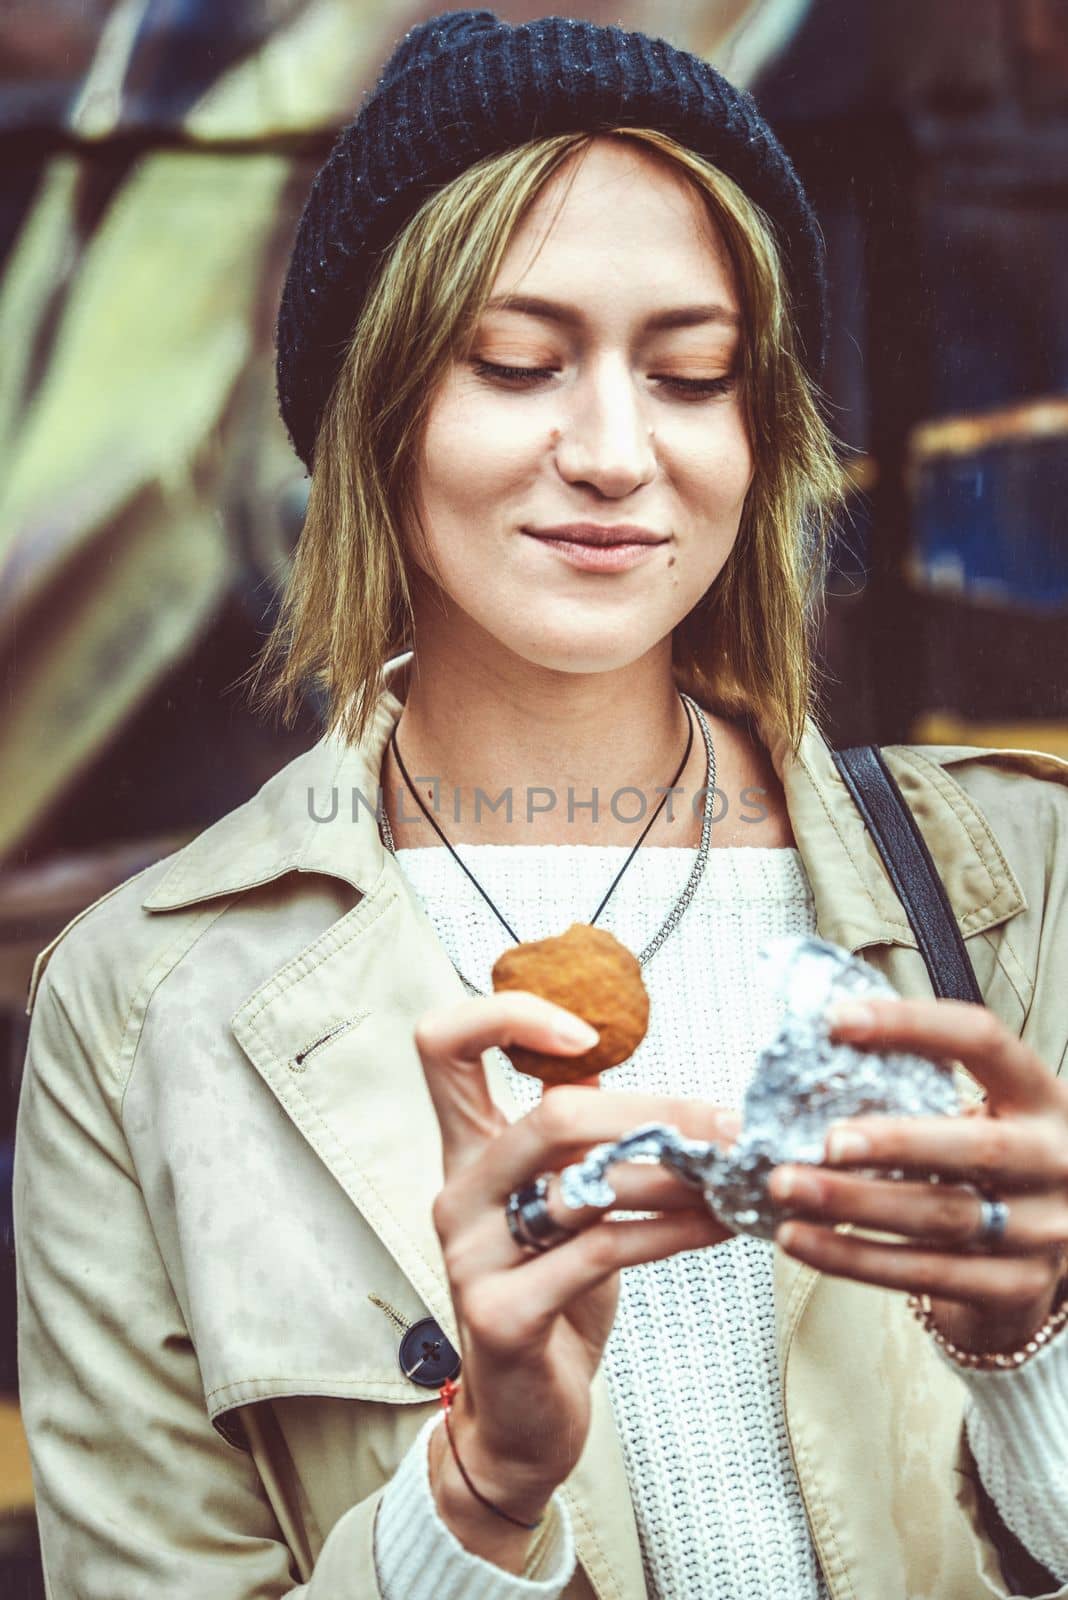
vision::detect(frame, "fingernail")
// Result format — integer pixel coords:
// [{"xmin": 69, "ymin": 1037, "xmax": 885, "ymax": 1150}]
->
[
  {"xmin": 826, "ymin": 1128, "xmax": 870, "ymax": 1162},
  {"xmin": 771, "ymin": 1168, "xmax": 820, "ymax": 1203},
  {"xmin": 719, "ymin": 1110, "xmax": 742, "ymax": 1137},
  {"xmin": 825, "ymin": 999, "xmax": 875, "ymax": 1030},
  {"xmin": 552, "ymin": 1014, "xmax": 600, "ymax": 1049}
]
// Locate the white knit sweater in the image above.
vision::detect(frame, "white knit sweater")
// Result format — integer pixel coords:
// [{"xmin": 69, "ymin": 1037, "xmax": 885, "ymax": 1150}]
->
[{"xmin": 372, "ymin": 844, "xmax": 1068, "ymax": 1598}]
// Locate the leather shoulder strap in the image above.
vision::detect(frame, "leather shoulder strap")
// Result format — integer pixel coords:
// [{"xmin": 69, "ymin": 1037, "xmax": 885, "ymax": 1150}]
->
[{"xmin": 831, "ymin": 745, "xmax": 983, "ymax": 1003}]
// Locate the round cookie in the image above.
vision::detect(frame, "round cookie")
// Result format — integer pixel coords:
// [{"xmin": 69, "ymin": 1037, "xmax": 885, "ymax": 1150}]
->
[{"xmin": 491, "ymin": 922, "xmax": 650, "ymax": 1087}]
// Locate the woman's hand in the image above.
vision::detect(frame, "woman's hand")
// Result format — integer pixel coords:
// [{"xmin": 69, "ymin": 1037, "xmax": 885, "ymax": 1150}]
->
[
  {"xmin": 768, "ymin": 996, "xmax": 1068, "ymax": 1355},
  {"xmin": 414, "ymin": 989, "xmax": 737, "ymax": 1543}
]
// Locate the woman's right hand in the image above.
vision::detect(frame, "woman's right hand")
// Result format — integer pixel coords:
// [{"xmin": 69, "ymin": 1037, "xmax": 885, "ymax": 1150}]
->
[{"xmin": 414, "ymin": 989, "xmax": 738, "ymax": 1541}]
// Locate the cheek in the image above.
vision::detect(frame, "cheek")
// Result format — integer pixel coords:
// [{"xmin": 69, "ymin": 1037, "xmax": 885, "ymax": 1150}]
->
[
  {"xmin": 696, "ymin": 412, "xmax": 754, "ymax": 508},
  {"xmin": 713, "ymin": 409, "xmax": 754, "ymax": 489},
  {"xmin": 422, "ymin": 376, "xmax": 537, "ymax": 473},
  {"xmin": 420, "ymin": 390, "xmax": 536, "ymax": 512}
]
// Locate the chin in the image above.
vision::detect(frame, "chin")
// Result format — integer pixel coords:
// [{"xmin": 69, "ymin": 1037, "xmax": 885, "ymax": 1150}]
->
[{"xmin": 503, "ymin": 635, "xmax": 653, "ymax": 677}]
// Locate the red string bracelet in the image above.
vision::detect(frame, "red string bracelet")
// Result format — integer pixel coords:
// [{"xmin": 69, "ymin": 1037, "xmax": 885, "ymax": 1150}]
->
[{"xmin": 437, "ymin": 1375, "xmax": 544, "ymax": 1530}]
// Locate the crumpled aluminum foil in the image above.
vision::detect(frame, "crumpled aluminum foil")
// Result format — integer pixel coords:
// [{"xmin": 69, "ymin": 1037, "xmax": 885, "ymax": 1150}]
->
[{"xmin": 558, "ymin": 934, "xmax": 962, "ymax": 1240}]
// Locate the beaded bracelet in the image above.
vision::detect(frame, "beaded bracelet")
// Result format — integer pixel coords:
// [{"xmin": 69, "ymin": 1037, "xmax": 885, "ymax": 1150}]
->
[{"xmin": 907, "ymin": 1286, "xmax": 1068, "ymax": 1371}]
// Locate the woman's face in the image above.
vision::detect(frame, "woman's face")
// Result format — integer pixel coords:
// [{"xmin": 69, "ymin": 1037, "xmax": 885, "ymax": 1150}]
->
[{"xmin": 408, "ymin": 137, "xmax": 753, "ymax": 676}]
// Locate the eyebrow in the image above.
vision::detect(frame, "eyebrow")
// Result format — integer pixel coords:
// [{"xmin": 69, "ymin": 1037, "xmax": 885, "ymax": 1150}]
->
[{"xmin": 482, "ymin": 293, "xmax": 741, "ymax": 333}]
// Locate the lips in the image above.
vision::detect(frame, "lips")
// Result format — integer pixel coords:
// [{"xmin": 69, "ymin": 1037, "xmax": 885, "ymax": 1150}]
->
[
  {"xmin": 523, "ymin": 534, "xmax": 666, "ymax": 573},
  {"xmin": 525, "ymin": 524, "xmax": 668, "ymax": 548}
]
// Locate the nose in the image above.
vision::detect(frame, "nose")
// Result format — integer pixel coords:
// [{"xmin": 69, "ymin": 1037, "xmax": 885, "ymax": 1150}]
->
[{"xmin": 552, "ymin": 358, "xmax": 657, "ymax": 498}]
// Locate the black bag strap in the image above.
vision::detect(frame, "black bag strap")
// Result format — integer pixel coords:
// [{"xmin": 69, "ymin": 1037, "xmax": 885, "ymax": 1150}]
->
[{"xmin": 831, "ymin": 744, "xmax": 982, "ymax": 1004}]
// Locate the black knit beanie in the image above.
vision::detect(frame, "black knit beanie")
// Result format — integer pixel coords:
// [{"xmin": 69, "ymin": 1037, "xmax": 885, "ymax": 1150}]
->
[{"xmin": 276, "ymin": 9, "xmax": 827, "ymax": 473}]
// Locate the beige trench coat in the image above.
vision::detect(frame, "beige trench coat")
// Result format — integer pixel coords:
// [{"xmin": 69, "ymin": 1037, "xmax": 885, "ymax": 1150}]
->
[{"xmin": 14, "ymin": 652, "xmax": 1068, "ymax": 1599}]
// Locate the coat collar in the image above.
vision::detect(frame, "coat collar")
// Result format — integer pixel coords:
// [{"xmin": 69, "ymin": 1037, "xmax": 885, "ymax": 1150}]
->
[{"xmin": 141, "ymin": 651, "xmax": 1026, "ymax": 949}]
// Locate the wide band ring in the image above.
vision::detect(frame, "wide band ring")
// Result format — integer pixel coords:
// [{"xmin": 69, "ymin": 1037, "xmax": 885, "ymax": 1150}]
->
[
  {"xmin": 505, "ymin": 1176, "xmax": 577, "ymax": 1254},
  {"xmin": 974, "ymin": 1194, "xmax": 1011, "ymax": 1247}
]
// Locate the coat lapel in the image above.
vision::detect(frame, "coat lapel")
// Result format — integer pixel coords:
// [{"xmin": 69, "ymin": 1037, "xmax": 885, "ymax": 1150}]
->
[{"xmin": 231, "ymin": 870, "xmax": 468, "ymax": 1345}]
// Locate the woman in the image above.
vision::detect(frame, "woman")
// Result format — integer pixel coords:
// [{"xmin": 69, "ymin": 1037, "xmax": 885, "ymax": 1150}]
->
[{"xmin": 14, "ymin": 12, "xmax": 1068, "ymax": 1600}]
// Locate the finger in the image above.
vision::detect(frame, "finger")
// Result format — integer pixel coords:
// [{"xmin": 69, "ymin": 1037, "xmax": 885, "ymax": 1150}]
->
[
  {"xmin": 435, "ymin": 1084, "xmax": 739, "ymax": 1236},
  {"xmin": 465, "ymin": 1209, "xmax": 733, "ymax": 1350},
  {"xmin": 826, "ymin": 996, "xmax": 1061, "ymax": 1112},
  {"xmin": 538, "ymin": 1160, "xmax": 714, "ymax": 1227},
  {"xmin": 472, "ymin": 1087, "xmax": 740, "ymax": 1207},
  {"xmin": 773, "ymin": 1222, "xmax": 1060, "ymax": 1308},
  {"xmin": 448, "ymin": 1163, "xmax": 719, "ymax": 1283},
  {"xmin": 768, "ymin": 1166, "xmax": 1068, "ymax": 1253},
  {"xmin": 820, "ymin": 1111, "xmax": 1068, "ymax": 1187},
  {"xmin": 414, "ymin": 992, "xmax": 600, "ymax": 1176}
]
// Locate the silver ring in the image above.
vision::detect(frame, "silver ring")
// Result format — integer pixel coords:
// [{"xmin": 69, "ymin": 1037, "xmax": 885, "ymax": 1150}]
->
[
  {"xmin": 505, "ymin": 1176, "xmax": 577, "ymax": 1254},
  {"xmin": 975, "ymin": 1194, "xmax": 1011, "ymax": 1247}
]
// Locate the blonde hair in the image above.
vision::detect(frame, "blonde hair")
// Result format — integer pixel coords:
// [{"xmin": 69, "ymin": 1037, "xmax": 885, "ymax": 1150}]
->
[{"xmin": 243, "ymin": 129, "xmax": 843, "ymax": 754}]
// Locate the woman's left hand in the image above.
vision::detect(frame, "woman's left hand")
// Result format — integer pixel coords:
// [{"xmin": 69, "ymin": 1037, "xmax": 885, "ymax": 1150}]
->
[{"xmin": 769, "ymin": 996, "xmax": 1068, "ymax": 1355}]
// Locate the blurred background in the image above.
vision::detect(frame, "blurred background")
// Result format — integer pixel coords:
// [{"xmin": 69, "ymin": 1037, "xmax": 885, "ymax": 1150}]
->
[{"xmin": 1, "ymin": 0, "xmax": 1067, "ymax": 1587}]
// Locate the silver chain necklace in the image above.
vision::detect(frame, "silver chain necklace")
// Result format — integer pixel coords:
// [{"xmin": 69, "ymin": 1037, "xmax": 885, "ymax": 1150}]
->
[{"xmin": 378, "ymin": 690, "xmax": 717, "ymax": 997}]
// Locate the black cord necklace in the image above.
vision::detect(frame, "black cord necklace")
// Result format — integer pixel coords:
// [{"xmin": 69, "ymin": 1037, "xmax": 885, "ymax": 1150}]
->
[{"xmin": 383, "ymin": 695, "xmax": 697, "ymax": 944}]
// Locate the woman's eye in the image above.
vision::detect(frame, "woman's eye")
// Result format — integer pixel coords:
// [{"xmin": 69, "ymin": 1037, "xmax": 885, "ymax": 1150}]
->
[
  {"xmin": 471, "ymin": 362, "xmax": 736, "ymax": 399},
  {"xmin": 661, "ymin": 375, "xmax": 736, "ymax": 400},
  {"xmin": 473, "ymin": 361, "xmax": 557, "ymax": 384}
]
